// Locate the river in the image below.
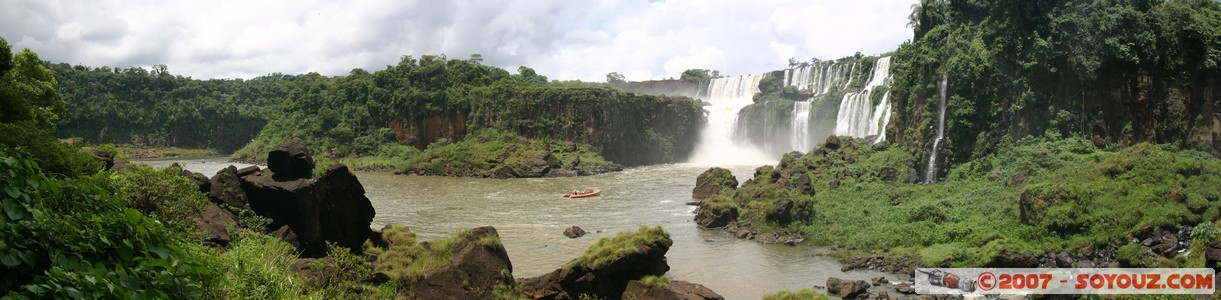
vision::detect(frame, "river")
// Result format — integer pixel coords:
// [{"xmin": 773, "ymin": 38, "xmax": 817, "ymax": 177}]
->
[{"xmin": 138, "ymin": 156, "xmax": 890, "ymax": 299}]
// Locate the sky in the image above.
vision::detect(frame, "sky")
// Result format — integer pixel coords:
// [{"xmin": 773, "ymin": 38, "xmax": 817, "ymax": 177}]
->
[{"xmin": 0, "ymin": 0, "xmax": 915, "ymax": 82}]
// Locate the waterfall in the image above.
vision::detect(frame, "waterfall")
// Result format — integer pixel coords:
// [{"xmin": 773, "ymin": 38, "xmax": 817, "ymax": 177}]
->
[
  {"xmin": 833, "ymin": 56, "xmax": 892, "ymax": 138},
  {"xmin": 925, "ymin": 74, "xmax": 948, "ymax": 184},
  {"xmin": 791, "ymin": 101, "xmax": 812, "ymax": 152},
  {"xmin": 687, "ymin": 74, "xmax": 773, "ymax": 166}
]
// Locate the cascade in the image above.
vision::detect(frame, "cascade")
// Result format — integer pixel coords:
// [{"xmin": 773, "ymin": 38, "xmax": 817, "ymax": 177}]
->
[
  {"xmin": 925, "ymin": 74, "xmax": 948, "ymax": 184},
  {"xmin": 833, "ymin": 56, "xmax": 892, "ymax": 138},
  {"xmin": 687, "ymin": 74, "xmax": 773, "ymax": 165},
  {"xmin": 790, "ymin": 101, "xmax": 812, "ymax": 152}
]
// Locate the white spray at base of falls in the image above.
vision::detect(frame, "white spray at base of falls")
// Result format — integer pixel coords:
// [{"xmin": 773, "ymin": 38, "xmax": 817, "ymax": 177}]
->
[
  {"xmin": 687, "ymin": 74, "xmax": 774, "ymax": 166},
  {"xmin": 790, "ymin": 101, "xmax": 812, "ymax": 152},
  {"xmin": 834, "ymin": 56, "xmax": 893, "ymax": 139},
  {"xmin": 925, "ymin": 73, "xmax": 948, "ymax": 184}
]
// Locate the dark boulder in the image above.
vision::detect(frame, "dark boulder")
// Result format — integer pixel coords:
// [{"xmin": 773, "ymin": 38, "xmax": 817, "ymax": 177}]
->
[
  {"xmin": 792, "ymin": 173, "xmax": 814, "ymax": 196},
  {"xmin": 1207, "ymin": 240, "xmax": 1221, "ymax": 271},
  {"xmin": 766, "ymin": 199, "xmax": 794, "ymax": 225},
  {"xmin": 236, "ymin": 165, "xmax": 261, "ymax": 177},
  {"xmin": 267, "ymin": 137, "xmax": 315, "ymax": 179},
  {"xmin": 564, "ymin": 226, "xmax": 588, "ymax": 239},
  {"xmin": 243, "ymin": 164, "xmax": 375, "ymax": 257},
  {"xmin": 195, "ymin": 204, "xmax": 238, "ymax": 248},
  {"xmin": 824, "ymin": 135, "xmax": 842, "ymax": 151},
  {"xmin": 519, "ymin": 231, "xmax": 673, "ymax": 300},
  {"xmin": 621, "ymin": 280, "xmax": 724, "ymax": 300},
  {"xmin": 693, "ymin": 202, "xmax": 736, "ymax": 229},
  {"xmin": 692, "ymin": 167, "xmax": 738, "ymax": 200},
  {"xmin": 404, "ymin": 226, "xmax": 515, "ymax": 300},
  {"xmin": 826, "ymin": 277, "xmax": 869, "ymax": 299},
  {"xmin": 209, "ymin": 165, "xmax": 250, "ymax": 209}
]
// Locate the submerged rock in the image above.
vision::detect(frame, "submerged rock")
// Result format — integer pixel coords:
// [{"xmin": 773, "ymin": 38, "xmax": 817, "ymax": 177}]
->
[
  {"xmin": 564, "ymin": 226, "xmax": 587, "ymax": 239},
  {"xmin": 826, "ymin": 277, "xmax": 869, "ymax": 299}
]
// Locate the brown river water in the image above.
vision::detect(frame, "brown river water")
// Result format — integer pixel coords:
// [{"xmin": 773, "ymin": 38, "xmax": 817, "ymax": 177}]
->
[{"xmin": 138, "ymin": 156, "xmax": 892, "ymax": 299}]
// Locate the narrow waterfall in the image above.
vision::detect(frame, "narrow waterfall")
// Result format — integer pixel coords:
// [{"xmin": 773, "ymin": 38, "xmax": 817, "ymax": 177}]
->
[
  {"xmin": 790, "ymin": 101, "xmax": 812, "ymax": 151},
  {"xmin": 925, "ymin": 74, "xmax": 948, "ymax": 184},
  {"xmin": 687, "ymin": 74, "xmax": 773, "ymax": 165},
  {"xmin": 833, "ymin": 56, "xmax": 893, "ymax": 138}
]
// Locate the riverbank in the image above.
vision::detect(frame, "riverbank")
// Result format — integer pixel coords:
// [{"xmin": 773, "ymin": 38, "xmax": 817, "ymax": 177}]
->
[{"xmin": 695, "ymin": 135, "xmax": 1221, "ymax": 272}]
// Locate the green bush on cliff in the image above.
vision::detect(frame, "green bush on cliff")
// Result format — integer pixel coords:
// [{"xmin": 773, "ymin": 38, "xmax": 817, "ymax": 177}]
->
[
  {"xmin": 568, "ymin": 226, "xmax": 669, "ymax": 269},
  {"xmin": 404, "ymin": 128, "xmax": 613, "ymax": 177}
]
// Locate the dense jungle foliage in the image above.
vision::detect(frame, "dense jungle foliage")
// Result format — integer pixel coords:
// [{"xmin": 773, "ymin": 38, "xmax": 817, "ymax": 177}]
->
[{"xmin": 888, "ymin": 0, "xmax": 1221, "ymax": 176}]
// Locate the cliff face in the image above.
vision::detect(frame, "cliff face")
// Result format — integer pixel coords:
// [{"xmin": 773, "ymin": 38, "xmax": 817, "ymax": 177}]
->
[
  {"xmin": 885, "ymin": 0, "xmax": 1221, "ymax": 172},
  {"xmin": 469, "ymin": 85, "xmax": 705, "ymax": 166},
  {"xmin": 387, "ymin": 113, "xmax": 467, "ymax": 149}
]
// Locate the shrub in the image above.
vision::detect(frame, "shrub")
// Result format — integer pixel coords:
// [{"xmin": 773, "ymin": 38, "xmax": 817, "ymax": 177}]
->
[
  {"xmin": 0, "ymin": 151, "xmax": 215, "ymax": 299},
  {"xmin": 1117, "ymin": 243, "xmax": 1146, "ymax": 267},
  {"xmin": 215, "ymin": 230, "xmax": 314, "ymax": 299},
  {"xmin": 112, "ymin": 163, "xmax": 210, "ymax": 233}
]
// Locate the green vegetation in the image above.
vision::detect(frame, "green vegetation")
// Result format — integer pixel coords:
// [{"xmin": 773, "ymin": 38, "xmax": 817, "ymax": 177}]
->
[
  {"xmin": 889, "ymin": 0, "xmax": 1221, "ymax": 168},
  {"xmin": 48, "ymin": 63, "xmax": 304, "ymax": 152},
  {"xmin": 762, "ymin": 289, "xmax": 829, "ymax": 300},
  {"xmin": 568, "ymin": 226, "xmax": 670, "ymax": 269},
  {"xmin": 710, "ymin": 135, "xmax": 1221, "ymax": 267},
  {"xmin": 213, "ymin": 231, "xmax": 313, "ymax": 299},
  {"xmin": 0, "ymin": 38, "xmax": 402, "ymax": 299},
  {"xmin": 367, "ymin": 224, "xmax": 457, "ymax": 279},
  {"xmin": 404, "ymin": 128, "xmax": 615, "ymax": 177}
]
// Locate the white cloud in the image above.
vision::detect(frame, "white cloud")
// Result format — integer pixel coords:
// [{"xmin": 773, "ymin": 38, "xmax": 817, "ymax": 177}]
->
[{"xmin": 0, "ymin": 0, "xmax": 914, "ymax": 81}]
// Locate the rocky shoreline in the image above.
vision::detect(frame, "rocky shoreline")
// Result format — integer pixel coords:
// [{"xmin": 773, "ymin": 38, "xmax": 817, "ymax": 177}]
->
[{"xmin": 177, "ymin": 138, "xmax": 723, "ymax": 299}]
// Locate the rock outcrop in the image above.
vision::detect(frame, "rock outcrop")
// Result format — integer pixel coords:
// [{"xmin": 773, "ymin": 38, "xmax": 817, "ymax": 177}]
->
[
  {"xmin": 519, "ymin": 228, "xmax": 674, "ymax": 300},
  {"xmin": 691, "ymin": 167, "xmax": 738, "ymax": 200},
  {"xmin": 266, "ymin": 137, "xmax": 315, "ymax": 179},
  {"xmin": 195, "ymin": 203, "xmax": 237, "ymax": 248},
  {"xmin": 402, "ymin": 226, "xmax": 516, "ymax": 299},
  {"xmin": 826, "ymin": 277, "xmax": 869, "ymax": 299},
  {"xmin": 1206, "ymin": 240, "xmax": 1221, "ymax": 272},
  {"xmin": 621, "ymin": 280, "xmax": 724, "ymax": 300},
  {"xmin": 209, "ymin": 165, "xmax": 250, "ymax": 209},
  {"xmin": 243, "ymin": 163, "xmax": 375, "ymax": 257},
  {"xmin": 181, "ymin": 138, "xmax": 376, "ymax": 257}
]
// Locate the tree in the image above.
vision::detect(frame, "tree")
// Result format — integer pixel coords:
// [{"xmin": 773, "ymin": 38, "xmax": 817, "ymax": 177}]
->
[
  {"xmin": 606, "ymin": 72, "xmax": 626, "ymax": 84},
  {"xmin": 469, "ymin": 53, "xmax": 483, "ymax": 64},
  {"xmin": 680, "ymin": 69, "xmax": 717, "ymax": 82},
  {"xmin": 0, "ymin": 37, "xmax": 62, "ymax": 129}
]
